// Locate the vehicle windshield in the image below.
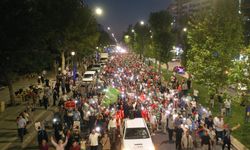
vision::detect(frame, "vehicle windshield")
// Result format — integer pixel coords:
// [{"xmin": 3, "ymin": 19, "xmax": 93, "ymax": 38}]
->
[
  {"xmin": 125, "ymin": 128, "xmax": 149, "ymax": 139},
  {"xmin": 93, "ymin": 64, "xmax": 100, "ymax": 68},
  {"xmin": 83, "ymin": 74, "xmax": 93, "ymax": 78}
]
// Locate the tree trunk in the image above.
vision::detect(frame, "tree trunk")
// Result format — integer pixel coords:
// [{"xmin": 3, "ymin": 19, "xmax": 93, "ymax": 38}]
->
[
  {"xmin": 154, "ymin": 59, "xmax": 157, "ymax": 69},
  {"xmin": 54, "ymin": 60, "xmax": 58, "ymax": 75},
  {"xmin": 166, "ymin": 62, "xmax": 169, "ymax": 71},
  {"xmin": 8, "ymin": 82, "xmax": 15, "ymax": 105},
  {"xmin": 158, "ymin": 60, "xmax": 162, "ymax": 73},
  {"xmin": 3, "ymin": 73, "xmax": 16, "ymax": 106},
  {"xmin": 158, "ymin": 60, "xmax": 162, "ymax": 82},
  {"xmin": 61, "ymin": 50, "xmax": 65, "ymax": 71}
]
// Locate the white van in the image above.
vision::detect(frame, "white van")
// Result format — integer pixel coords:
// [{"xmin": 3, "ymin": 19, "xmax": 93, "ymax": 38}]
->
[
  {"xmin": 100, "ymin": 53, "xmax": 109, "ymax": 63},
  {"xmin": 82, "ymin": 71, "xmax": 96, "ymax": 83},
  {"xmin": 121, "ymin": 118, "xmax": 155, "ymax": 150}
]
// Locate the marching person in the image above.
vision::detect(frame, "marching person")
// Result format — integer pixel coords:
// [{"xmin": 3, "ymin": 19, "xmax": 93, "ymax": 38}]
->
[
  {"xmin": 167, "ymin": 114, "xmax": 175, "ymax": 142},
  {"xmin": 51, "ymin": 135, "xmax": 68, "ymax": 150},
  {"xmin": 17, "ymin": 115, "xmax": 27, "ymax": 142},
  {"xmin": 101, "ymin": 132, "xmax": 111, "ymax": 150},
  {"xmin": 222, "ymin": 124, "xmax": 240, "ymax": 150},
  {"xmin": 88, "ymin": 129, "xmax": 101, "ymax": 150},
  {"xmin": 37, "ymin": 126, "xmax": 48, "ymax": 147},
  {"xmin": 181, "ymin": 130, "xmax": 193, "ymax": 150},
  {"xmin": 39, "ymin": 139, "xmax": 49, "ymax": 150},
  {"xmin": 108, "ymin": 116, "xmax": 117, "ymax": 144}
]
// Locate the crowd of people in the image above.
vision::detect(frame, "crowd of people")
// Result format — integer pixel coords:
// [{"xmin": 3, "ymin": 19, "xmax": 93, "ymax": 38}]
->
[{"xmin": 16, "ymin": 53, "xmax": 243, "ymax": 150}]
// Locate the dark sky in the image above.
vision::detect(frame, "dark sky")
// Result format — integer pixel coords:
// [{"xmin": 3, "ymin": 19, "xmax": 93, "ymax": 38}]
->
[{"xmin": 85, "ymin": 0, "xmax": 172, "ymax": 38}]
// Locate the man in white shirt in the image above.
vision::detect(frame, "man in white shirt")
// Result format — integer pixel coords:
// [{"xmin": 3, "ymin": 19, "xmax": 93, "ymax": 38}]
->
[
  {"xmin": 193, "ymin": 89, "xmax": 199, "ymax": 102},
  {"xmin": 88, "ymin": 129, "xmax": 100, "ymax": 150},
  {"xmin": 17, "ymin": 115, "xmax": 27, "ymax": 142},
  {"xmin": 213, "ymin": 116, "xmax": 224, "ymax": 143}
]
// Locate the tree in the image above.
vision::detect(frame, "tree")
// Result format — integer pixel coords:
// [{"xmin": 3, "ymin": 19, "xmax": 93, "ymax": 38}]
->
[
  {"xmin": 0, "ymin": 0, "xmax": 53, "ymax": 105},
  {"xmin": 0, "ymin": 0, "xmax": 100, "ymax": 105},
  {"xmin": 186, "ymin": 0, "xmax": 244, "ymax": 92},
  {"xmin": 228, "ymin": 46, "xmax": 250, "ymax": 97},
  {"xmin": 98, "ymin": 28, "xmax": 115, "ymax": 47},
  {"xmin": 149, "ymin": 10, "xmax": 175, "ymax": 74},
  {"xmin": 36, "ymin": 0, "xmax": 100, "ymax": 71}
]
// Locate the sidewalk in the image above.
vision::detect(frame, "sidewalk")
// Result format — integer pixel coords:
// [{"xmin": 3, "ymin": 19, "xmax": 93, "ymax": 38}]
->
[
  {"xmin": 0, "ymin": 72, "xmax": 55, "ymax": 104},
  {"xmin": 0, "ymin": 105, "xmax": 56, "ymax": 150},
  {"xmin": 0, "ymin": 72, "xmax": 56, "ymax": 150}
]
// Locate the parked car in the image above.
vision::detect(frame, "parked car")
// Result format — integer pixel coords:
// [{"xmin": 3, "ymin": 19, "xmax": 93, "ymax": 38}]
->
[{"xmin": 173, "ymin": 66, "xmax": 185, "ymax": 74}]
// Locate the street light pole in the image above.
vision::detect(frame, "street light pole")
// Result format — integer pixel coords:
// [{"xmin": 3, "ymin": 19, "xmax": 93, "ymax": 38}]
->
[
  {"xmin": 71, "ymin": 51, "xmax": 76, "ymax": 86},
  {"xmin": 140, "ymin": 21, "xmax": 145, "ymax": 60}
]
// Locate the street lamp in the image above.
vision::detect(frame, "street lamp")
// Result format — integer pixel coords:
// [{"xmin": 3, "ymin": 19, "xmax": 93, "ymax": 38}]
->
[
  {"xmin": 107, "ymin": 27, "xmax": 111, "ymax": 30},
  {"xmin": 140, "ymin": 21, "xmax": 145, "ymax": 26},
  {"xmin": 131, "ymin": 29, "xmax": 135, "ymax": 33},
  {"xmin": 95, "ymin": 7, "xmax": 103, "ymax": 16},
  {"xmin": 183, "ymin": 27, "xmax": 187, "ymax": 32},
  {"xmin": 71, "ymin": 51, "xmax": 75, "ymax": 56},
  {"xmin": 125, "ymin": 35, "xmax": 130, "ymax": 39}
]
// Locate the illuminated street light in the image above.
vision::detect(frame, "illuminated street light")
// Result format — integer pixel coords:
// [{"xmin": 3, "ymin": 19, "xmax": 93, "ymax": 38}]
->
[
  {"xmin": 131, "ymin": 29, "xmax": 135, "ymax": 33},
  {"xmin": 140, "ymin": 21, "xmax": 145, "ymax": 25},
  {"xmin": 107, "ymin": 27, "xmax": 111, "ymax": 30},
  {"xmin": 125, "ymin": 35, "xmax": 129, "ymax": 39},
  {"xmin": 71, "ymin": 51, "xmax": 75, "ymax": 56},
  {"xmin": 183, "ymin": 27, "xmax": 187, "ymax": 32},
  {"xmin": 95, "ymin": 7, "xmax": 103, "ymax": 16},
  {"xmin": 96, "ymin": 47, "xmax": 99, "ymax": 49}
]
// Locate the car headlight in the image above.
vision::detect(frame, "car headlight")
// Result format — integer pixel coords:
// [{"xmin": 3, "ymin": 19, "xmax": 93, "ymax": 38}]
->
[
  {"xmin": 121, "ymin": 145, "xmax": 130, "ymax": 150},
  {"xmin": 149, "ymin": 146, "xmax": 155, "ymax": 150}
]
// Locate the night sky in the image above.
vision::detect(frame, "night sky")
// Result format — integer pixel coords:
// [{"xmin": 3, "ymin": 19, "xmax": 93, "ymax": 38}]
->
[{"xmin": 85, "ymin": 0, "xmax": 172, "ymax": 38}]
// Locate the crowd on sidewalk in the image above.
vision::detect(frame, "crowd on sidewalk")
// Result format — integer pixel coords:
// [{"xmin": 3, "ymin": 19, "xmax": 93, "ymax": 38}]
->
[{"xmin": 15, "ymin": 53, "xmax": 243, "ymax": 150}]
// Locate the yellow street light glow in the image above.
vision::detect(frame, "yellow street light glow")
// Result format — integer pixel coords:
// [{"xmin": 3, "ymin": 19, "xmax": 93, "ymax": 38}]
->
[{"xmin": 95, "ymin": 7, "xmax": 103, "ymax": 16}]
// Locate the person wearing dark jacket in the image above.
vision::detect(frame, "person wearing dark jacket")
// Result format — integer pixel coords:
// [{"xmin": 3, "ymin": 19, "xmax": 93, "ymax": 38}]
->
[
  {"xmin": 175, "ymin": 125, "xmax": 183, "ymax": 150},
  {"xmin": 37, "ymin": 127, "xmax": 48, "ymax": 146}
]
